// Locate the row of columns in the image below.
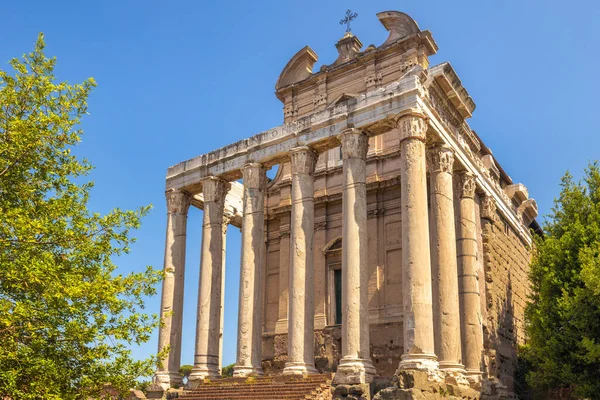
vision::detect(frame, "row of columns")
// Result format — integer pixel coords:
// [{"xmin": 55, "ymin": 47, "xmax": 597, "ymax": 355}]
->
[{"xmin": 153, "ymin": 113, "xmax": 485, "ymax": 388}]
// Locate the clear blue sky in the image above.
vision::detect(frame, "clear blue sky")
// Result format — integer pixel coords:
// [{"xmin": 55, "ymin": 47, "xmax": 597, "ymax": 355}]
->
[{"xmin": 2, "ymin": 0, "xmax": 599, "ymax": 371}]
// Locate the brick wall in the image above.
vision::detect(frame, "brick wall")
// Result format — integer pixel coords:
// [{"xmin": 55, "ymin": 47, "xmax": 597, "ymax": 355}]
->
[{"xmin": 481, "ymin": 215, "xmax": 532, "ymax": 391}]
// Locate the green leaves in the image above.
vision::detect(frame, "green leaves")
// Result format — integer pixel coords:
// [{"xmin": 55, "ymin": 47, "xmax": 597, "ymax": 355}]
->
[
  {"xmin": 0, "ymin": 34, "xmax": 161, "ymax": 399},
  {"xmin": 524, "ymin": 162, "xmax": 600, "ymax": 399}
]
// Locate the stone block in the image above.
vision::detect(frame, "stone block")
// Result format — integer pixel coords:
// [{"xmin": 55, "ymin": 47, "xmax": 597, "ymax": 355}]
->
[
  {"xmin": 127, "ymin": 389, "xmax": 147, "ymax": 399},
  {"xmin": 145, "ymin": 383, "xmax": 164, "ymax": 399}
]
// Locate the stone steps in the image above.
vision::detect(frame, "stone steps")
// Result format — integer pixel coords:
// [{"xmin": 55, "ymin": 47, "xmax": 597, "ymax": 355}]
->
[{"xmin": 179, "ymin": 374, "xmax": 333, "ymax": 400}]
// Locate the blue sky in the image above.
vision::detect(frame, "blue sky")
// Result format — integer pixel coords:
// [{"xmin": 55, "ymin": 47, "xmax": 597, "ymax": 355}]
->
[{"xmin": 2, "ymin": 0, "xmax": 599, "ymax": 371}]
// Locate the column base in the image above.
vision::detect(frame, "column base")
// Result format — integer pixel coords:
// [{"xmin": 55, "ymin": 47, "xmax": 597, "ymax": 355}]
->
[
  {"xmin": 398, "ymin": 353, "xmax": 439, "ymax": 371},
  {"xmin": 282, "ymin": 361, "xmax": 318, "ymax": 375},
  {"xmin": 438, "ymin": 362, "xmax": 469, "ymax": 388},
  {"xmin": 333, "ymin": 357, "xmax": 376, "ymax": 384},
  {"xmin": 465, "ymin": 369, "xmax": 483, "ymax": 388},
  {"xmin": 188, "ymin": 365, "xmax": 221, "ymax": 386},
  {"xmin": 233, "ymin": 364, "xmax": 263, "ymax": 377},
  {"xmin": 152, "ymin": 371, "xmax": 182, "ymax": 390},
  {"xmin": 397, "ymin": 353, "xmax": 442, "ymax": 383}
]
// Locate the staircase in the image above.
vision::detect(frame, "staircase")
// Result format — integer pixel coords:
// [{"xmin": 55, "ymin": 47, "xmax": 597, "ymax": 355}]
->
[{"xmin": 179, "ymin": 374, "xmax": 333, "ymax": 400}]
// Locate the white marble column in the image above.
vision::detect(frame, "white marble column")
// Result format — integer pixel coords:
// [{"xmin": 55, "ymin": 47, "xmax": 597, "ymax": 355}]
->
[
  {"xmin": 334, "ymin": 128, "xmax": 376, "ymax": 385},
  {"xmin": 234, "ymin": 163, "xmax": 266, "ymax": 377},
  {"xmin": 154, "ymin": 189, "xmax": 191, "ymax": 389},
  {"xmin": 397, "ymin": 114, "xmax": 439, "ymax": 373},
  {"xmin": 189, "ymin": 177, "xmax": 230, "ymax": 383},
  {"xmin": 283, "ymin": 146, "xmax": 319, "ymax": 375},
  {"xmin": 457, "ymin": 172, "xmax": 484, "ymax": 382},
  {"xmin": 428, "ymin": 145, "xmax": 466, "ymax": 379}
]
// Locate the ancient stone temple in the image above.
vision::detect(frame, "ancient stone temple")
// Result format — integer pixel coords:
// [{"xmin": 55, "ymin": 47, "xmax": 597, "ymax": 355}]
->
[{"xmin": 150, "ymin": 10, "xmax": 539, "ymax": 400}]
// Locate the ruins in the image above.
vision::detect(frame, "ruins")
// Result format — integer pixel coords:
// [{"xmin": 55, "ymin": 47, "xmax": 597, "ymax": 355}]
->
[{"xmin": 151, "ymin": 10, "xmax": 539, "ymax": 399}]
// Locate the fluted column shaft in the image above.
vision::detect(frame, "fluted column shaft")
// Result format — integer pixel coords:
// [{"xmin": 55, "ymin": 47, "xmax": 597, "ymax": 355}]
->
[
  {"xmin": 189, "ymin": 177, "xmax": 230, "ymax": 383},
  {"xmin": 284, "ymin": 147, "xmax": 319, "ymax": 375},
  {"xmin": 234, "ymin": 163, "xmax": 266, "ymax": 377},
  {"xmin": 457, "ymin": 172, "xmax": 484, "ymax": 381},
  {"xmin": 428, "ymin": 146, "xmax": 466, "ymax": 377},
  {"xmin": 397, "ymin": 114, "xmax": 438, "ymax": 372},
  {"xmin": 334, "ymin": 129, "xmax": 376, "ymax": 385},
  {"xmin": 154, "ymin": 189, "xmax": 191, "ymax": 389}
]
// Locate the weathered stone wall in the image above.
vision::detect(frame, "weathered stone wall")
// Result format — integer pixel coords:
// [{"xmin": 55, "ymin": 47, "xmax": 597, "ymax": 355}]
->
[{"xmin": 481, "ymin": 214, "xmax": 532, "ymax": 392}]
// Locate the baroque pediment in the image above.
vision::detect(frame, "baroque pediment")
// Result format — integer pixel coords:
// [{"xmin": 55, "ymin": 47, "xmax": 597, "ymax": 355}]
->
[{"xmin": 275, "ymin": 46, "xmax": 318, "ymax": 91}]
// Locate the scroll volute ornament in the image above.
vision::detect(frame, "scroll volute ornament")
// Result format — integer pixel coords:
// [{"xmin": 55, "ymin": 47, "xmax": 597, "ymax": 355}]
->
[
  {"xmin": 289, "ymin": 146, "xmax": 318, "ymax": 176},
  {"xmin": 427, "ymin": 145, "xmax": 454, "ymax": 174},
  {"xmin": 166, "ymin": 189, "xmax": 191, "ymax": 215},
  {"xmin": 460, "ymin": 172, "xmax": 477, "ymax": 199},
  {"xmin": 397, "ymin": 114, "xmax": 428, "ymax": 143},
  {"xmin": 339, "ymin": 128, "xmax": 369, "ymax": 160}
]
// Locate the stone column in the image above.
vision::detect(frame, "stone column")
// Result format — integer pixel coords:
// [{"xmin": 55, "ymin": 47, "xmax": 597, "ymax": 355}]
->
[
  {"xmin": 154, "ymin": 189, "xmax": 191, "ymax": 389},
  {"xmin": 397, "ymin": 114, "xmax": 438, "ymax": 373},
  {"xmin": 334, "ymin": 128, "xmax": 376, "ymax": 385},
  {"xmin": 283, "ymin": 146, "xmax": 319, "ymax": 375},
  {"xmin": 189, "ymin": 177, "xmax": 230, "ymax": 383},
  {"xmin": 428, "ymin": 145, "xmax": 466, "ymax": 379},
  {"xmin": 234, "ymin": 163, "xmax": 266, "ymax": 377},
  {"xmin": 457, "ymin": 172, "xmax": 484, "ymax": 382},
  {"xmin": 218, "ymin": 214, "xmax": 232, "ymax": 374}
]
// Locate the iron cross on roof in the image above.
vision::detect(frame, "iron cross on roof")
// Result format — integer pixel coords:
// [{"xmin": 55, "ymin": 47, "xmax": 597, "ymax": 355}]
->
[{"xmin": 340, "ymin": 9, "xmax": 358, "ymax": 33}]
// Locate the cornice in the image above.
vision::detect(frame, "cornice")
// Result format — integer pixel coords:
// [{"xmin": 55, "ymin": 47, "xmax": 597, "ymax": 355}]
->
[{"xmin": 420, "ymin": 97, "xmax": 533, "ymax": 245}]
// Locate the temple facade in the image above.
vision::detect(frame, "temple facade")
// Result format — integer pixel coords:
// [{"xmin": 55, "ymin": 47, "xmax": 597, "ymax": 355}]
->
[{"xmin": 152, "ymin": 11, "xmax": 539, "ymax": 399}]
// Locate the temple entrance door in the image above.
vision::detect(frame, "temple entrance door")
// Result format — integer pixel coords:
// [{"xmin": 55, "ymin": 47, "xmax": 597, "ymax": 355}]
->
[
  {"xmin": 333, "ymin": 268, "xmax": 342, "ymax": 325},
  {"xmin": 324, "ymin": 236, "xmax": 343, "ymax": 326}
]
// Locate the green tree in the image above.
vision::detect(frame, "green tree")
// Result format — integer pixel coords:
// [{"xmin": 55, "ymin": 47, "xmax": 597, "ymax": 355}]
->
[
  {"xmin": 0, "ymin": 34, "xmax": 162, "ymax": 399},
  {"xmin": 221, "ymin": 363, "xmax": 234, "ymax": 378},
  {"xmin": 524, "ymin": 162, "xmax": 600, "ymax": 399},
  {"xmin": 179, "ymin": 364, "xmax": 193, "ymax": 384}
]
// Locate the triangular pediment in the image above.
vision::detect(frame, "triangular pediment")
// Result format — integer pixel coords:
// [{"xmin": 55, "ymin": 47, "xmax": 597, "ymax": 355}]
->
[{"xmin": 327, "ymin": 93, "xmax": 360, "ymax": 109}]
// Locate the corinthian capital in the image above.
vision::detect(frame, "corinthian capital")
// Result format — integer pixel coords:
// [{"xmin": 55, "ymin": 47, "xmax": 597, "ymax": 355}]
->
[
  {"xmin": 201, "ymin": 176, "xmax": 230, "ymax": 204},
  {"xmin": 241, "ymin": 163, "xmax": 266, "ymax": 189},
  {"xmin": 165, "ymin": 189, "xmax": 191, "ymax": 215},
  {"xmin": 459, "ymin": 172, "xmax": 477, "ymax": 199},
  {"xmin": 397, "ymin": 113, "xmax": 428, "ymax": 143},
  {"xmin": 427, "ymin": 145, "xmax": 454, "ymax": 174},
  {"xmin": 289, "ymin": 146, "xmax": 318, "ymax": 175},
  {"xmin": 339, "ymin": 128, "xmax": 369, "ymax": 160}
]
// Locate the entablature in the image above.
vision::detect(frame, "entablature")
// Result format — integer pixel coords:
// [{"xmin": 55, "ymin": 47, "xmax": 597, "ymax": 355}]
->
[{"xmin": 167, "ymin": 10, "xmax": 538, "ymax": 242}]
